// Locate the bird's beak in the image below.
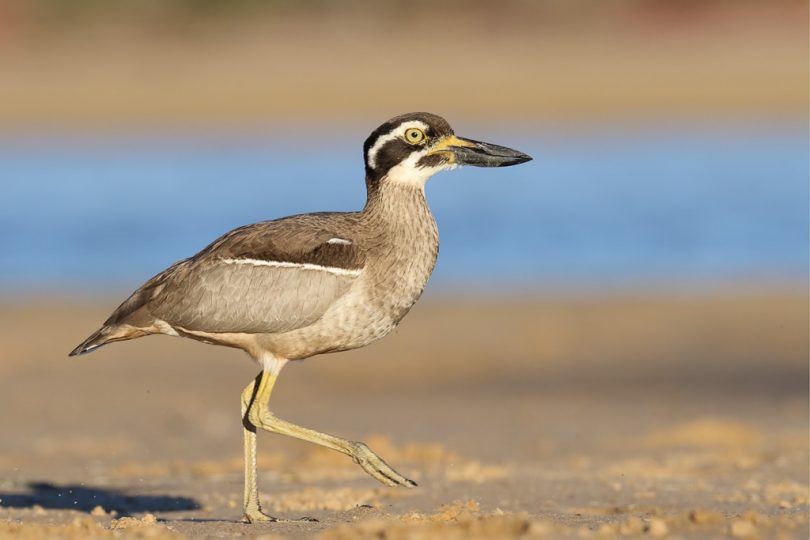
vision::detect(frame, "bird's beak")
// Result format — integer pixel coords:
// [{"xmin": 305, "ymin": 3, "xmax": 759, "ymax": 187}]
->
[{"xmin": 428, "ymin": 135, "xmax": 532, "ymax": 167}]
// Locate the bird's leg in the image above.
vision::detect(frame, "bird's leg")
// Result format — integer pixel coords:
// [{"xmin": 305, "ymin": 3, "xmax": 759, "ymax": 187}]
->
[
  {"xmin": 244, "ymin": 368, "xmax": 416, "ymax": 501},
  {"xmin": 241, "ymin": 376, "xmax": 267, "ymax": 523},
  {"xmin": 241, "ymin": 372, "xmax": 317, "ymax": 524}
]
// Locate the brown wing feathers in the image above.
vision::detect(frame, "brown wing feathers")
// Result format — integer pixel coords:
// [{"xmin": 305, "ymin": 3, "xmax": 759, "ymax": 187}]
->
[
  {"xmin": 69, "ymin": 214, "xmax": 366, "ymax": 355},
  {"xmin": 208, "ymin": 214, "xmax": 365, "ymax": 271}
]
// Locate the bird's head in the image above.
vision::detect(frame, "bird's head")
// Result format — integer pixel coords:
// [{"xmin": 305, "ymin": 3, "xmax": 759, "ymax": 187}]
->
[{"xmin": 363, "ymin": 112, "xmax": 532, "ymax": 190}]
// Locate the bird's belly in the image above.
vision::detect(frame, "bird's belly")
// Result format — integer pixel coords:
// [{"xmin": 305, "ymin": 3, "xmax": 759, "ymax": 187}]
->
[
  {"xmin": 258, "ymin": 300, "xmax": 395, "ymax": 359},
  {"xmin": 257, "ymin": 265, "xmax": 431, "ymax": 359}
]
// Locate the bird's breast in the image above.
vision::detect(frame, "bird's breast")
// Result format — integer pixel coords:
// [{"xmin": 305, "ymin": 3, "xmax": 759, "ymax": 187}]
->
[
  {"xmin": 363, "ymin": 206, "xmax": 439, "ymax": 325},
  {"xmin": 262, "ymin": 186, "xmax": 441, "ymax": 358}
]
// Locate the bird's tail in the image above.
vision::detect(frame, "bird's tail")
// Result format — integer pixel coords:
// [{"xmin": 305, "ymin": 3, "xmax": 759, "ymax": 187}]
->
[{"xmin": 68, "ymin": 325, "xmax": 144, "ymax": 356}]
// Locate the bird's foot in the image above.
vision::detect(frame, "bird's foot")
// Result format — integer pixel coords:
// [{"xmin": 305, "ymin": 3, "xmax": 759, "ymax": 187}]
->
[
  {"xmin": 244, "ymin": 509, "xmax": 318, "ymax": 524},
  {"xmin": 270, "ymin": 516, "xmax": 319, "ymax": 524},
  {"xmin": 350, "ymin": 441, "xmax": 418, "ymax": 488}
]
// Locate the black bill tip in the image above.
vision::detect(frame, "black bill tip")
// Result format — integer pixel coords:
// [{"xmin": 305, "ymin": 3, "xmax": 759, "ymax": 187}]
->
[{"xmin": 452, "ymin": 138, "xmax": 533, "ymax": 168}]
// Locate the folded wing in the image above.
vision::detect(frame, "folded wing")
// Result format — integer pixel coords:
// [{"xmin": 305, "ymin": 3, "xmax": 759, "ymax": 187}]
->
[
  {"xmin": 106, "ymin": 213, "xmax": 365, "ymax": 335},
  {"xmin": 150, "ymin": 257, "xmax": 360, "ymax": 333}
]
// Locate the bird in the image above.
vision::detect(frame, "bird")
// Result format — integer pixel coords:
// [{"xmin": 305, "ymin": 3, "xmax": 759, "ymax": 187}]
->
[{"xmin": 69, "ymin": 112, "xmax": 531, "ymax": 523}]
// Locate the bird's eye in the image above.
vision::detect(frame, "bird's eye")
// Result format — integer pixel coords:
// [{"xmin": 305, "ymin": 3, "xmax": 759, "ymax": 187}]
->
[{"xmin": 404, "ymin": 128, "xmax": 426, "ymax": 145}]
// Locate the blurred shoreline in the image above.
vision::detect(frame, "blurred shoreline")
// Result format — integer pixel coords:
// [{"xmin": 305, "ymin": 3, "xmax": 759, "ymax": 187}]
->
[{"xmin": 3, "ymin": 122, "xmax": 806, "ymax": 293}]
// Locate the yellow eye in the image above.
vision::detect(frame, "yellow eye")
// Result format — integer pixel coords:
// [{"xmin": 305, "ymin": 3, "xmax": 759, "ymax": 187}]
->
[{"xmin": 404, "ymin": 128, "xmax": 426, "ymax": 145}]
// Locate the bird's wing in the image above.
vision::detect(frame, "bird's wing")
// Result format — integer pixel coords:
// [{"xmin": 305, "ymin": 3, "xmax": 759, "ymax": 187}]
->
[{"xmin": 109, "ymin": 213, "xmax": 365, "ymax": 334}]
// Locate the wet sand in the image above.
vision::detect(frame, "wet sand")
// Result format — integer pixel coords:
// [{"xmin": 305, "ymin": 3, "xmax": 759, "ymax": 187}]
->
[{"xmin": 0, "ymin": 289, "xmax": 807, "ymax": 538}]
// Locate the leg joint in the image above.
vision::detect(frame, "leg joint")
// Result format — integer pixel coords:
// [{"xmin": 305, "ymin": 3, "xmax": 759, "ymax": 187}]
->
[{"xmin": 247, "ymin": 402, "xmax": 276, "ymax": 430}]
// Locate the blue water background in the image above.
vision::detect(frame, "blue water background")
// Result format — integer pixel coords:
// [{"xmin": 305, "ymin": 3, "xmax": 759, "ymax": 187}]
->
[{"xmin": 1, "ymin": 122, "xmax": 807, "ymax": 293}]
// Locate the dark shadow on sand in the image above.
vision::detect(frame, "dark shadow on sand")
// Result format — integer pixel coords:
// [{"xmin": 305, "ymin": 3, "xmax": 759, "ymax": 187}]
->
[{"xmin": 0, "ymin": 482, "xmax": 200, "ymax": 515}]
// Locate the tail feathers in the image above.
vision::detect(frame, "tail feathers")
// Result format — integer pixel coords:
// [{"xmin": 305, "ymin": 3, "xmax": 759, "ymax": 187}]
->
[
  {"xmin": 69, "ymin": 325, "xmax": 145, "ymax": 356},
  {"xmin": 69, "ymin": 326, "xmax": 113, "ymax": 356}
]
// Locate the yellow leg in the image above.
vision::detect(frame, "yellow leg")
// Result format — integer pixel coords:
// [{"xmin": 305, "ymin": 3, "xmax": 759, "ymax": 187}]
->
[
  {"xmin": 241, "ymin": 365, "xmax": 415, "ymax": 523},
  {"xmin": 241, "ymin": 375, "xmax": 267, "ymax": 522}
]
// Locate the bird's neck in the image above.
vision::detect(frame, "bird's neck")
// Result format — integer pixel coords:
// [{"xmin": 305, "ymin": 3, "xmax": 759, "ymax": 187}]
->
[
  {"xmin": 361, "ymin": 180, "xmax": 435, "ymax": 234},
  {"xmin": 361, "ymin": 179, "xmax": 439, "ymax": 269},
  {"xmin": 360, "ymin": 178, "xmax": 439, "ymax": 323}
]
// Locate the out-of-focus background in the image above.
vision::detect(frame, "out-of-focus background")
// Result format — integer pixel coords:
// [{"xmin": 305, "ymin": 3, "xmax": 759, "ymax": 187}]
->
[{"xmin": 0, "ymin": 1, "xmax": 807, "ymax": 539}]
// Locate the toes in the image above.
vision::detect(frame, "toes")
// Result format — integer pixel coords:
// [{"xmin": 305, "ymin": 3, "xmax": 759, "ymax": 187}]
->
[
  {"xmin": 356, "ymin": 457, "xmax": 397, "ymax": 486},
  {"xmin": 382, "ymin": 468, "xmax": 417, "ymax": 488},
  {"xmin": 382, "ymin": 469, "xmax": 417, "ymax": 488},
  {"xmin": 365, "ymin": 465, "xmax": 399, "ymax": 487},
  {"xmin": 244, "ymin": 511, "xmax": 279, "ymax": 523},
  {"xmin": 350, "ymin": 442, "xmax": 418, "ymax": 488},
  {"xmin": 370, "ymin": 460, "xmax": 414, "ymax": 487},
  {"xmin": 245, "ymin": 512, "xmax": 319, "ymax": 524},
  {"xmin": 276, "ymin": 516, "xmax": 319, "ymax": 523},
  {"xmin": 378, "ymin": 469, "xmax": 407, "ymax": 487}
]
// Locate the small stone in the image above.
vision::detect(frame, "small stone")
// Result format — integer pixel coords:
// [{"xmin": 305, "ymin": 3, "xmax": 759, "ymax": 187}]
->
[
  {"xmin": 32, "ymin": 504, "xmax": 46, "ymax": 515},
  {"xmin": 645, "ymin": 517, "xmax": 669, "ymax": 537},
  {"xmin": 90, "ymin": 505, "xmax": 107, "ymax": 516},
  {"xmin": 778, "ymin": 500, "xmax": 791, "ymax": 509},
  {"xmin": 729, "ymin": 519, "xmax": 757, "ymax": 538}
]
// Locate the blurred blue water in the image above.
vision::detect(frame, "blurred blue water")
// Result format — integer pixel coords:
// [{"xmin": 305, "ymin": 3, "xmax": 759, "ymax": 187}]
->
[{"xmin": 1, "ymin": 122, "xmax": 807, "ymax": 293}]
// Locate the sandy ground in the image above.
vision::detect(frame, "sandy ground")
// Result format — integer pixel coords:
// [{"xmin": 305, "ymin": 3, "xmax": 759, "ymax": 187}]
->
[{"xmin": 0, "ymin": 289, "xmax": 807, "ymax": 538}]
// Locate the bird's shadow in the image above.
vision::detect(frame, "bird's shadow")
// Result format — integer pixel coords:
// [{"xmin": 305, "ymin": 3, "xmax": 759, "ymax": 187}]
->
[{"xmin": 0, "ymin": 481, "xmax": 200, "ymax": 516}]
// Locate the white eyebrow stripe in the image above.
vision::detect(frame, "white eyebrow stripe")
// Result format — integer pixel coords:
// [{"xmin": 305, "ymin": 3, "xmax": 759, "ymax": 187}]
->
[
  {"xmin": 367, "ymin": 120, "xmax": 430, "ymax": 170},
  {"xmin": 219, "ymin": 257, "xmax": 362, "ymax": 277},
  {"xmin": 326, "ymin": 238, "xmax": 352, "ymax": 245}
]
